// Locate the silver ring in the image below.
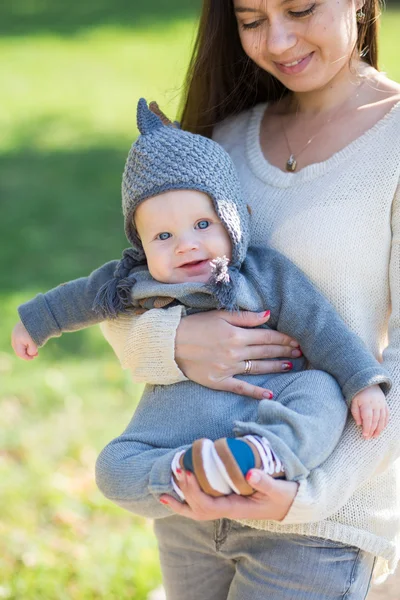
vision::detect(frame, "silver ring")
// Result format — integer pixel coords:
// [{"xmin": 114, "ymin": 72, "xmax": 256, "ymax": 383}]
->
[{"xmin": 244, "ymin": 359, "xmax": 252, "ymax": 374}]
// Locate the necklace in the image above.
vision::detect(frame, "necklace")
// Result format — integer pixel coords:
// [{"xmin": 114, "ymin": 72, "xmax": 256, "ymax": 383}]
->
[{"xmin": 280, "ymin": 82, "xmax": 365, "ymax": 172}]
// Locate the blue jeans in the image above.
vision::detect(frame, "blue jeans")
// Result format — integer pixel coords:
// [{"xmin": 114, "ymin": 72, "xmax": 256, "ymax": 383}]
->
[{"xmin": 154, "ymin": 517, "xmax": 376, "ymax": 600}]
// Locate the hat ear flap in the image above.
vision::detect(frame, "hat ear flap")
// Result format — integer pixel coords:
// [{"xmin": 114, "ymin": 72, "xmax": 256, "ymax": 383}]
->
[
  {"xmin": 92, "ymin": 248, "xmax": 140, "ymax": 318},
  {"xmin": 137, "ymin": 98, "xmax": 164, "ymax": 135}
]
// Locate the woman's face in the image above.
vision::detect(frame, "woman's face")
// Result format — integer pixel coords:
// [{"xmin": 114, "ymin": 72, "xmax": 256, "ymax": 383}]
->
[{"xmin": 233, "ymin": 0, "xmax": 362, "ymax": 93}]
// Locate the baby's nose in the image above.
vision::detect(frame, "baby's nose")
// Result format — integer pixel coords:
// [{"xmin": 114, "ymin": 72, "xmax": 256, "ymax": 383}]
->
[{"xmin": 175, "ymin": 235, "xmax": 200, "ymax": 253}]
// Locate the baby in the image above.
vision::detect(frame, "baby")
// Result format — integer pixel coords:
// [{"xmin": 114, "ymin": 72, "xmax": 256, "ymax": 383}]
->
[{"xmin": 12, "ymin": 99, "xmax": 391, "ymax": 515}]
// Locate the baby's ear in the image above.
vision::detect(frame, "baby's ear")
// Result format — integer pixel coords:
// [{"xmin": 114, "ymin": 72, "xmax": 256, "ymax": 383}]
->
[
  {"xmin": 132, "ymin": 216, "xmax": 140, "ymax": 240},
  {"xmin": 149, "ymin": 101, "xmax": 179, "ymax": 128},
  {"xmin": 246, "ymin": 204, "xmax": 252, "ymax": 215}
]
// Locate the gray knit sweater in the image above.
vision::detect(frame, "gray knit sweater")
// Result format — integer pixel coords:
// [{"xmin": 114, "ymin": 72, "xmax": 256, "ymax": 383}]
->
[
  {"xmin": 18, "ymin": 244, "xmax": 392, "ymax": 517},
  {"xmin": 19, "ymin": 245, "xmax": 391, "ymax": 404}
]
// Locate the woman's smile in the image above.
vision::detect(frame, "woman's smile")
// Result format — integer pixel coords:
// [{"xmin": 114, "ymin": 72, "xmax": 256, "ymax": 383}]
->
[{"xmin": 274, "ymin": 51, "xmax": 314, "ymax": 75}]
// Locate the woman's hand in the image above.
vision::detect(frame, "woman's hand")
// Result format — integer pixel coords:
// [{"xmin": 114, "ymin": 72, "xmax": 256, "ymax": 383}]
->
[
  {"xmin": 160, "ymin": 469, "xmax": 298, "ymax": 522},
  {"xmin": 175, "ymin": 310, "xmax": 301, "ymax": 400}
]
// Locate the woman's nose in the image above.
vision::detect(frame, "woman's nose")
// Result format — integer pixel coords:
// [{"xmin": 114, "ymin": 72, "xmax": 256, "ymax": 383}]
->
[{"xmin": 266, "ymin": 19, "xmax": 297, "ymax": 57}]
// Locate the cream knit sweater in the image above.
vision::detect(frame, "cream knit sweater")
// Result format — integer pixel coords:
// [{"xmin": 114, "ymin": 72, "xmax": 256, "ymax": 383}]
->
[{"xmin": 101, "ymin": 101, "xmax": 400, "ymax": 580}]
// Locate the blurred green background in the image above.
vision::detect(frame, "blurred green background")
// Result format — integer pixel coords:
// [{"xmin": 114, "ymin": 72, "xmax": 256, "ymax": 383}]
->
[{"xmin": 0, "ymin": 2, "xmax": 399, "ymax": 598}]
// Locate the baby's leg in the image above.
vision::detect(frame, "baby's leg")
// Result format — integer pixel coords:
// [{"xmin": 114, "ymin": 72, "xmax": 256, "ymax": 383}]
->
[
  {"xmin": 175, "ymin": 371, "xmax": 347, "ymax": 495},
  {"xmin": 233, "ymin": 370, "xmax": 348, "ymax": 481},
  {"xmin": 96, "ymin": 435, "xmax": 191, "ymax": 518}
]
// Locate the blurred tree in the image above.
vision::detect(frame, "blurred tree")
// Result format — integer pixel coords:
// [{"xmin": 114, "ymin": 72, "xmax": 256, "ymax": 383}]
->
[{"xmin": 0, "ymin": 0, "xmax": 201, "ymax": 36}]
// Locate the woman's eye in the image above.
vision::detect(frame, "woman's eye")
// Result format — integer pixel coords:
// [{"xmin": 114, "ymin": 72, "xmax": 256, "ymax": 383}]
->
[
  {"xmin": 157, "ymin": 232, "xmax": 172, "ymax": 241},
  {"xmin": 196, "ymin": 220, "xmax": 210, "ymax": 230},
  {"xmin": 241, "ymin": 20, "xmax": 262, "ymax": 30},
  {"xmin": 289, "ymin": 4, "xmax": 316, "ymax": 18}
]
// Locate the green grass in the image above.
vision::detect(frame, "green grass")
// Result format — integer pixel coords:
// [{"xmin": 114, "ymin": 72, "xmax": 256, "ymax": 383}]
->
[{"xmin": 0, "ymin": 5, "xmax": 399, "ymax": 598}]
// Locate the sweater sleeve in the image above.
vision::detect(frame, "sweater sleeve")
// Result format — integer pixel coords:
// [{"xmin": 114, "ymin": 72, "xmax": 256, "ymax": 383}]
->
[
  {"xmin": 281, "ymin": 182, "xmax": 400, "ymax": 524},
  {"xmin": 17, "ymin": 258, "xmax": 188, "ymax": 384},
  {"xmin": 18, "ymin": 260, "xmax": 118, "ymax": 346},
  {"xmin": 100, "ymin": 306, "xmax": 188, "ymax": 385},
  {"xmin": 255, "ymin": 248, "xmax": 392, "ymax": 404}
]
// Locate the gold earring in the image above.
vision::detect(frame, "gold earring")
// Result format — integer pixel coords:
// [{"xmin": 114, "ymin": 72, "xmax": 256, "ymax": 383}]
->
[{"xmin": 356, "ymin": 8, "xmax": 366, "ymax": 23}]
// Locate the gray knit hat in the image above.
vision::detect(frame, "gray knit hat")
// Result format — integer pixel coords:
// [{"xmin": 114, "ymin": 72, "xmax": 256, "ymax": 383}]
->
[
  {"xmin": 123, "ymin": 98, "xmax": 249, "ymax": 266},
  {"xmin": 93, "ymin": 98, "xmax": 250, "ymax": 317}
]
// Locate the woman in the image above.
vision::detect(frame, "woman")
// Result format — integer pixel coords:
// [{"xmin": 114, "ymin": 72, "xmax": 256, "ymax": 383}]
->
[{"xmin": 106, "ymin": 0, "xmax": 400, "ymax": 597}]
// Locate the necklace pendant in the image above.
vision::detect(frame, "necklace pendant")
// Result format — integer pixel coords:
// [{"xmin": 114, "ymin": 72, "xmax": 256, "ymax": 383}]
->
[{"xmin": 286, "ymin": 155, "xmax": 297, "ymax": 172}]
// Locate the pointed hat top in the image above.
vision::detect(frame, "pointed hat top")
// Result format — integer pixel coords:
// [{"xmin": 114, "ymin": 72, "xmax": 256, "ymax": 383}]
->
[{"xmin": 136, "ymin": 98, "xmax": 164, "ymax": 135}]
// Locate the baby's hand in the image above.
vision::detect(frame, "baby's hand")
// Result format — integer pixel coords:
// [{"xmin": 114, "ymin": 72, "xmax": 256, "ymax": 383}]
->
[
  {"xmin": 350, "ymin": 385, "xmax": 389, "ymax": 439},
  {"xmin": 11, "ymin": 321, "xmax": 38, "ymax": 360}
]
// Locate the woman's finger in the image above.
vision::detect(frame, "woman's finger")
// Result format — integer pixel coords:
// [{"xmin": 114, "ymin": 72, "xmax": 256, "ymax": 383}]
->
[
  {"xmin": 159, "ymin": 495, "xmax": 196, "ymax": 518},
  {"xmin": 239, "ymin": 326, "xmax": 299, "ymax": 351},
  {"xmin": 238, "ymin": 359, "xmax": 294, "ymax": 377},
  {"xmin": 221, "ymin": 310, "xmax": 299, "ymax": 348},
  {"xmin": 161, "ymin": 470, "xmax": 299, "ymax": 523},
  {"xmin": 245, "ymin": 471, "xmax": 299, "ymax": 519},
  {"xmin": 220, "ymin": 376, "xmax": 276, "ymax": 400},
  {"xmin": 170, "ymin": 472, "xmax": 226, "ymax": 520},
  {"xmin": 221, "ymin": 309, "xmax": 273, "ymax": 328},
  {"xmin": 239, "ymin": 344, "xmax": 302, "ymax": 361}
]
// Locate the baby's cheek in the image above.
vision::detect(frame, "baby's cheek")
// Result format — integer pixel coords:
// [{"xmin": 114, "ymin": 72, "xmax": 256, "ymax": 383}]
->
[{"xmin": 148, "ymin": 257, "xmax": 175, "ymax": 284}]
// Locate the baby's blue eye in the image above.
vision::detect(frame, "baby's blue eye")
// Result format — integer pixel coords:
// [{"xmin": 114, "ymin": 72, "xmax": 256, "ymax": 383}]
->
[
  {"xmin": 196, "ymin": 220, "xmax": 210, "ymax": 230},
  {"xmin": 157, "ymin": 232, "xmax": 172, "ymax": 240}
]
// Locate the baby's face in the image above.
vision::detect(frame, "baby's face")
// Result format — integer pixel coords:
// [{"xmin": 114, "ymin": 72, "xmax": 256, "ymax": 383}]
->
[{"xmin": 134, "ymin": 190, "xmax": 232, "ymax": 284}]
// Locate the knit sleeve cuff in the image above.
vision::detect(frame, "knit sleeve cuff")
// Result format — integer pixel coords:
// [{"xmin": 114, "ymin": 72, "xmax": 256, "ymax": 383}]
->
[
  {"xmin": 279, "ymin": 479, "xmax": 320, "ymax": 525},
  {"xmin": 121, "ymin": 305, "xmax": 188, "ymax": 385},
  {"xmin": 18, "ymin": 294, "xmax": 62, "ymax": 347},
  {"xmin": 147, "ymin": 445, "xmax": 191, "ymax": 499},
  {"xmin": 342, "ymin": 368, "xmax": 392, "ymax": 405}
]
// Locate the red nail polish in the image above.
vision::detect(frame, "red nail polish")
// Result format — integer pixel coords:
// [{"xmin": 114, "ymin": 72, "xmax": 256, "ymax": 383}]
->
[
  {"xmin": 176, "ymin": 468, "xmax": 182, "ymax": 474},
  {"xmin": 186, "ymin": 471, "xmax": 192, "ymax": 477},
  {"xmin": 160, "ymin": 498, "xmax": 169, "ymax": 505},
  {"xmin": 245, "ymin": 471, "xmax": 253, "ymax": 481},
  {"xmin": 264, "ymin": 310, "xmax": 270, "ymax": 317},
  {"xmin": 282, "ymin": 362, "xmax": 293, "ymax": 371}
]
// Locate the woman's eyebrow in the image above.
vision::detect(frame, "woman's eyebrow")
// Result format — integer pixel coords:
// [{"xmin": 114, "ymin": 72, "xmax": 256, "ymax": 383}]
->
[
  {"xmin": 235, "ymin": 0, "xmax": 295, "ymax": 11},
  {"xmin": 235, "ymin": 6, "xmax": 260, "ymax": 12}
]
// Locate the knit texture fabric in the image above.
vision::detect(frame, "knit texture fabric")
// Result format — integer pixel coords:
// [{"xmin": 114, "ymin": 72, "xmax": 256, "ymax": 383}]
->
[
  {"xmin": 100, "ymin": 305, "xmax": 187, "ymax": 384},
  {"xmin": 91, "ymin": 98, "xmax": 252, "ymax": 318},
  {"xmin": 122, "ymin": 98, "xmax": 249, "ymax": 270},
  {"xmin": 103, "ymin": 101, "xmax": 400, "ymax": 580}
]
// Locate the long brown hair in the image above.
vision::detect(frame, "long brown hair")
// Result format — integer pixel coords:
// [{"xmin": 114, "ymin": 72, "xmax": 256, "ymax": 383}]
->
[{"xmin": 180, "ymin": 0, "xmax": 382, "ymax": 137}]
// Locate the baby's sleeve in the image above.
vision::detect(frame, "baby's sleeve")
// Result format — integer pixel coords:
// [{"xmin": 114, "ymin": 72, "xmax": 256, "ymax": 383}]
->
[
  {"xmin": 18, "ymin": 260, "xmax": 118, "ymax": 346},
  {"xmin": 258, "ymin": 247, "xmax": 392, "ymax": 403}
]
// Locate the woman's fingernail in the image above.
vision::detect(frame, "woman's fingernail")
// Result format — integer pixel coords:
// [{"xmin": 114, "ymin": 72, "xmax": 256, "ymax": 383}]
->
[
  {"xmin": 186, "ymin": 471, "xmax": 192, "ymax": 477},
  {"xmin": 175, "ymin": 469, "xmax": 184, "ymax": 481},
  {"xmin": 282, "ymin": 362, "xmax": 293, "ymax": 371},
  {"xmin": 160, "ymin": 498, "xmax": 169, "ymax": 505},
  {"xmin": 263, "ymin": 310, "xmax": 270, "ymax": 318},
  {"xmin": 246, "ymin": 470, "xmax": 261, "ymax": 484},
  {"xmin": 262, "ymin": 391, "xmax": 274, "ymax": 399},
  {"xmin": 291, "ymin": 349, "xmax": 302, "ymax": 357},
  {"xmin": 290, "ymin": 341, "xmax": 299, "ymax": 348}
]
